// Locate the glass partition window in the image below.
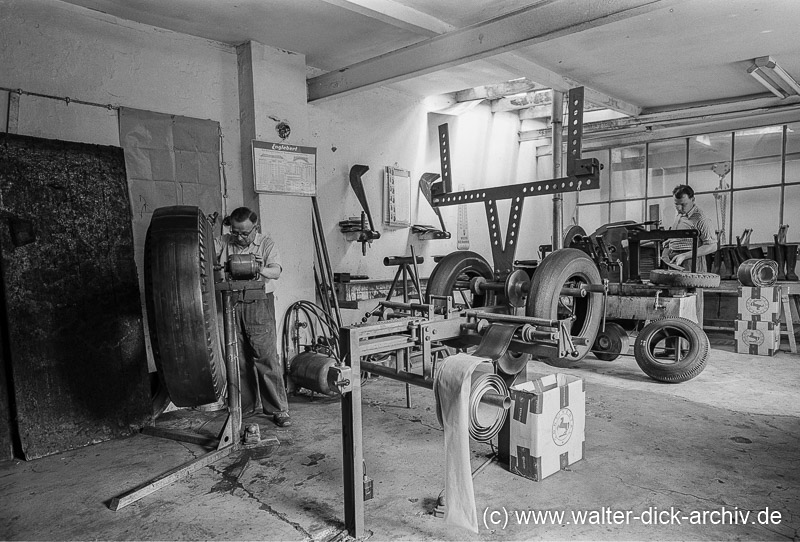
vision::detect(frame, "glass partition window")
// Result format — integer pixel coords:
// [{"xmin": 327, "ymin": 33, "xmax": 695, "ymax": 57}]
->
[
  {"xmin": 577, "ymin": 202, "xmax": 608, "ymax": 235},
  {"xmin": 784, "ymin": 184, "xmax": 800, "ymax": 237},
  {"xmin": 732, "ymin": 187, "xmax": 782, "ymax": 244},
  {"xmin": 576, "ymin": 122, "xmax": 797, "ymax": 245},
  {"xmin": 786, "ymin": 123, "xmax": 800, "ymax": 187},
  {"xmin": 689, "ymin": 132, "xmax": 732, "ymax": 194},
  {"xmin": 610, "ymin": 145, "xmax": 645, "ymax": 200},
  {"xmin": 610, "ymin": 200, "xmax": 644, "ymax": 224},
  {"xmin": 648, "ymin": 139, "xmax": 687, "ymax": 198},
  {"xmin": 734, "ymin": 126, "xmax": 783, "ymax": 189}
]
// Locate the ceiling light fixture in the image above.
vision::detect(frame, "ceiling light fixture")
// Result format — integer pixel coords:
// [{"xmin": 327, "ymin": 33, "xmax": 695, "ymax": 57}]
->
[{"xmin": 747, "ymin": 56, "xmax": 800, "ymax": 99}]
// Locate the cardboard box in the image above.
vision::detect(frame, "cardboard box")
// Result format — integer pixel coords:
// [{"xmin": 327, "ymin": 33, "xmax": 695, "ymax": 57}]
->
[
  {"xmin": 735, "ymin": 320, "xmax": 780, "ymax": 356},
  {"xmin": 509, "ymin": 374, "xmax": 585, "ymax": 482},
  {"xmin": 737, "ymin": 286, "xmax": 781, "ymax": 324}
]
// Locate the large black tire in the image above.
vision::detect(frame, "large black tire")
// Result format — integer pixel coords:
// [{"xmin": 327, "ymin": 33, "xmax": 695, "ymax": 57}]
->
[
  {"xmin": 527, "ymin": 248, "xmax": 603, "ymax": 367},
  {"xmin": 426, "ymin": 250, "xmax": 493, "ymax": 311},
  {"xmin": 633, "ymin": 317, "xmax": 708, "ymax": 383},
  {"xmin": 145, "ymin": 206, "xmax": 226, "ymax": 407},
  {"xmin": 426, "ymin": 250, "xmax": 493, "ymax": 348},
  {"xmin": 649, "ymin": 269, "xmax": 720, "ymax": 288}
]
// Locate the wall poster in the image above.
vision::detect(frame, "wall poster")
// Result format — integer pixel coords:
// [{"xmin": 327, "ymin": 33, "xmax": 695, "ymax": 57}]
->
[{"xmin": 252, "ymin": 140, "xmax": 317, "ymax": 196}]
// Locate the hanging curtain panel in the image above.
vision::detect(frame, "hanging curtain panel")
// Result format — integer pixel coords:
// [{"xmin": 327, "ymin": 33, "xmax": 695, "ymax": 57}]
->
[{"xmin": 118, "ymin": 109, "xmax": 223, "ymax": 372}]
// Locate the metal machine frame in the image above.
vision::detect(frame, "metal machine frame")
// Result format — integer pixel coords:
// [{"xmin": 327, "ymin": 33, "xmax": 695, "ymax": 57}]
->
[{"xmin": 337, "ymin": 87, "xmax": 602, "ymax": 538}]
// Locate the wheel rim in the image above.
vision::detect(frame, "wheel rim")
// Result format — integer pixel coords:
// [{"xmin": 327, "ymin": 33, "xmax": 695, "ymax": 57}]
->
[
  {"xmin": 644, "ymin": 326, "xmax": 693, "ymax": 367},
  {"xmin": 592, "ymin": 322, "xmax": 628, "ymax": 361}
]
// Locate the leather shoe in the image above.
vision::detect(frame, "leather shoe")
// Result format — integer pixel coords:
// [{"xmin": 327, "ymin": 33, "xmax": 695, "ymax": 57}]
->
[{"xmin": 273, "ymin": 412, "xmax": 292, "ymax": 427}]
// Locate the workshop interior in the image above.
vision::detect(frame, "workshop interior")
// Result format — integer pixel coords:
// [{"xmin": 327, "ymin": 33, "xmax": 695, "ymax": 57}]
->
[{"xmin": 1, "ymin": 1, "xmax": 800, "ymax": 540}]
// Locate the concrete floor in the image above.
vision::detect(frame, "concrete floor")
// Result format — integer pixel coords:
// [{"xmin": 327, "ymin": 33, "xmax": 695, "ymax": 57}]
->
[{"xmin": 1, "ymin": 333, "xmax": 799, "ymax": 541}]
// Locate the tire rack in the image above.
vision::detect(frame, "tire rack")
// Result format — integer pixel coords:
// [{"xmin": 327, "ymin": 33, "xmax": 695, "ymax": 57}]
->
[{"xmin": 338, "ymin": 87, "xmax": 602, "ymax": 538}]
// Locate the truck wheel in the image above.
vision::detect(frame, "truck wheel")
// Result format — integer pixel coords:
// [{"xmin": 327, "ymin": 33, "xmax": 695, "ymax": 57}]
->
[
  {"xmin": 527, "ymin": 248, "xmax": 603, "ymax": 367},
  {"xmin": 649, "ymin": 269, "xmax": 720, "ymax": 288},
  {"xmin": 633, "ymin": 317, "xmax": 709, "ymax": 383},
  {"xmin": 145, "ymin": 206, "xmax": 226, "ymax": 407}
]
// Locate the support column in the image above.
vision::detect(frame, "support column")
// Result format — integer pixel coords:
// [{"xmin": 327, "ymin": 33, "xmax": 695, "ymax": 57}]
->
[
  {"xmin": 551, "ymin": 91, "xmax": 564, "ymax": 250},
  {"xmin": 235, "ymin": 41, "xmax": 315, "ymax": 364}
]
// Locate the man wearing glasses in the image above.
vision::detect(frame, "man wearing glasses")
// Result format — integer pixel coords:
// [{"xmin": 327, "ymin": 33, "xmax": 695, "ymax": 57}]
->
[{"xmin": 215, "ymin": 206, "xmax": 291, "ymax": 427}]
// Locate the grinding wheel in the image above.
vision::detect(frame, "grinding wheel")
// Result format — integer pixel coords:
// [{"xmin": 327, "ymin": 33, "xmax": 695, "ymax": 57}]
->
[
  {"xmin": 145, "ymin": 205, "xmax": 226, "ymax": 407},
  {"xmin": 591, "ymin": 322, "xmax": 629, "ymax": 361}
]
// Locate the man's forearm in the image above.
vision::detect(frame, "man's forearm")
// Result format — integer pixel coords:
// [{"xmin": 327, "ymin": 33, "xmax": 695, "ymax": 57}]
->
[
  {"xmin": 260, "ymin": 263, "xmax": 281, "ymax": 280},
  {"xmin": 696, "ymin": 243, "xmax": 716, "ymax": 258}
]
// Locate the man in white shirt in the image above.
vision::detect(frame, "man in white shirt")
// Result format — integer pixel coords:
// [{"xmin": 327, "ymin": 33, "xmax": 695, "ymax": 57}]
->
[{"xmin": 661, "ymin": 184, "xmax": 716, "ymax": 273}]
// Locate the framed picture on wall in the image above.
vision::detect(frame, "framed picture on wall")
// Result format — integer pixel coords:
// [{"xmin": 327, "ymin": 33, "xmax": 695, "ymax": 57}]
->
[
  {"xmin": 383, "ymin": 165, "xmax": 411, "ymax": 227},
  {"xmin": 252, "ymin": 140, "xmax": 317, "ymax": 196}
]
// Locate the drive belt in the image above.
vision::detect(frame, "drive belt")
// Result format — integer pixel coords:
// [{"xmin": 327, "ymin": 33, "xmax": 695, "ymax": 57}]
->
[{"xmin": 472, "ymin": 323, "xmax": 521, "ymax": 360}]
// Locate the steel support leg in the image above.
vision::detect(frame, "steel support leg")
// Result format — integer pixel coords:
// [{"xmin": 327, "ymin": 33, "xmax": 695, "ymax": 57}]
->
[{"xmin": 340, "ymin": 327, "xmax": 365, "ymax": 538}]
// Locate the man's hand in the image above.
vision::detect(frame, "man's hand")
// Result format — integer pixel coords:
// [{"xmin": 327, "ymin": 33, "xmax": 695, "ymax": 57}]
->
[{"xmin": 672, "ymin": 252, "xmax": 688, "ymax": 267}]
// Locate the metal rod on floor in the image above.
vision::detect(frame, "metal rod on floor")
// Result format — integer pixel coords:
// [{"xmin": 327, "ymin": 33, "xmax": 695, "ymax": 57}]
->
[
  {"xmin": 111, "ymin": 285, "xmax": 251, "ymax": 512},
  {"xmin": 109, "ymin": 446, "xmax": 235, "ymax": 511}
]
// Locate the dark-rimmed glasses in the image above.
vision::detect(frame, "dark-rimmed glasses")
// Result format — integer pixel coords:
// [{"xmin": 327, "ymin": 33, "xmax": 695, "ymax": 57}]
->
[{"xmin": 230, "ymin": 226, "xmax": 256, "ymax": 238}]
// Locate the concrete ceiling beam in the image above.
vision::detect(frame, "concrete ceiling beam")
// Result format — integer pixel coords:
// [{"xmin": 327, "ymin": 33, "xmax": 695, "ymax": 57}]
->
[
  {"xmin": 318, "ymin": 0, "xmax": 456, "ymax": 37},
  {"xmin": 307, "ymin": 0, "xmax": 683, "ymax": 103}
]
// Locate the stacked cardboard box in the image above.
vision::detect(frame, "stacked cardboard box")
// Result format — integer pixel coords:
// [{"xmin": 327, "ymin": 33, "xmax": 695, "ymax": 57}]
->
[
  {"xmin": 509, "ymin": 374, "xmax": 585, "ymax": 482},
  {"xmin": 735, "ymin": 286, "xmax": 781, "ymax": 355}
]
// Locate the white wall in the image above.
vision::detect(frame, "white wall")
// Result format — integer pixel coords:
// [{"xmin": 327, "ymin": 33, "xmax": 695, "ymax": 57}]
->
[
  {"xmin": 308, "ymin": 92, "xmax": 553, "ymax": 284},
  {"xmin": 0, "ymin": 0, "xmax": 243, "ymax": 209}
]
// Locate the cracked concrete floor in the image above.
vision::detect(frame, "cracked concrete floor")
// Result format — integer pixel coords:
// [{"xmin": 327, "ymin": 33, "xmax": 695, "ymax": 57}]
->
[{"xmin": 1, "ymin": 335, "xmax": 799, "ymax": 541}]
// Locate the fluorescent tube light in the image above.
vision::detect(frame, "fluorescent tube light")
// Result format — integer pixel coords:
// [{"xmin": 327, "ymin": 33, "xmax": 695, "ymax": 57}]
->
[{"xmin": 748, "ymin": 56, "xmax": 800, "ymax": 98}]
